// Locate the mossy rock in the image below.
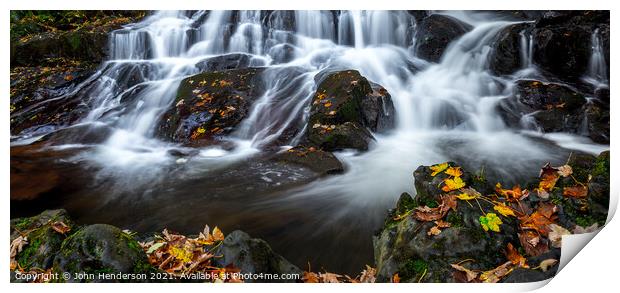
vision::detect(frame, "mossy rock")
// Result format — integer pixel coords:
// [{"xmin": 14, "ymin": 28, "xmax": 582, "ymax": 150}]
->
[
  {"xmin": 53, "ymin": 224, "xmax": 154, "ymax": 282},
  {"xmin": 10, "ymin": 209, "xmax": 74, "ymax": 270},
  {"xmin": 305, "ymin": 70, "xmax": 394, "ymax": 151},
  {"xmin": 157, "ymin": 68, "xmax": 265, "ymax": 146}
]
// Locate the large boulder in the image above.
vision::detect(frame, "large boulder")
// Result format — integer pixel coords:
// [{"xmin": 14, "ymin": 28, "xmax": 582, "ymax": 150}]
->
[
  {"xmin": 195, "ymin": 53, "xmax": 265, "ymax": 72},
  {"xmin": 53, "ymin": 224, "xmax": 153, "ymax": 282},
  {"xmin": 10, "ymin": 209, "xmax": 74, "ymax": 270},
  {"xmin": 213, "ymin": 230, "xmax": 302, "ymax": 283},
  {"xmin": 306, "ymin": 70, "xmax": 395, "ymax": 151},
  {"xmin": 413, "ymin": 14, "xmax": 472, "ymax": 63},
  {"xmin": 532, "ymin": 11, "xmax": 610, "ymax": 84},
  {"xmin": 157, "ymin": 68, "xmax": 266, "ymax": 146}
]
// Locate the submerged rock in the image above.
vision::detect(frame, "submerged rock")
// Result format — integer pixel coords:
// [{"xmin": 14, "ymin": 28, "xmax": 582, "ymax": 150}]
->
[
  {"xmin": 413, "ymin": 14, "xmax": 473, "ymax": 63},
  {"xmin": 213, "ymin": 230, "xmax": 302, "ymax": 283},
  {"xmin": 273, "ymin": 146, "xmax": 344, "ymax": 176},
  {"xmin": 157, "ymin": 67, "xmax": 265, "ymax": 146},
  {"xmin": 306, "ymin": 70, "xmax": 395, "ymax": 151}
]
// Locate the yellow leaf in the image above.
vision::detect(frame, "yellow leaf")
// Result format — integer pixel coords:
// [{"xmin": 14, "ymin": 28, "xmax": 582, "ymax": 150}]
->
[
  {"xmin": 479, "ymin": 213, "xmax": 502, "ymax": 232},
  {"xmin": 445, "ymin": 166, "xmax": 462, "ymax": 177},
  {"xmin": 169, "ymin": 245, "xmax": 193, "ymax": 263},
  {"xmin": 430, "ymin": 162, "xmax": 449, "ymax": 176},
  {"xmin": 212, "ymin": 226, "xmax": 225, "ymax": 242},
  {"xmin": 456, "ymin": 187, "xmax": 481, "ymax": 200},
  {"xmin": 442, "ymin": 176, "xmax": 466, "ymax": 192},
  {"xmin": 493, "ymin": 203, "xmax": 516, "ymax": 217}
]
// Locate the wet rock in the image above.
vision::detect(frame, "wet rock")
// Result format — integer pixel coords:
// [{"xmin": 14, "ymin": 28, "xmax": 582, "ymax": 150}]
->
[
  {"xmin": 533, "ymin": 11, "xmax": 609, "ymax": 84},
  {"xmin": 195, "ymin": 53, "xmax": 265, "ymax": 72},
  {"xmin": 157, "ymin": 67, "xmax": 266, "ymax": 146},
  {"xmin": 413, "ymin": 14, "xmax": 473, "ymax": 63},
  {"xmin": 10, "ymin": 209, "xmax": 74, "ymax": 270},
  {"xmin": 10, "ymin": 62, "xmax": 97, "ymax": 136},
  {"xmin": 213, "ymin": 230, "xmax": 302, "ymax": 283},
  {"xmin": 375, "ymin": 158, "xmax": 609, "ymax": 282},
  {"xmin": 273, "ymin": 146, "xmax": 344, "ymax": 176},
  {"xmin": 306, "ymin": 70, "xmax": 395, "ymax": 151},
  {"xmin": 488, "ymin": 23, "xmax": 533, "ymax": 76},
  {"xmin": 53, "ymin": 224, "xmax": 153, "ymax": 282}
]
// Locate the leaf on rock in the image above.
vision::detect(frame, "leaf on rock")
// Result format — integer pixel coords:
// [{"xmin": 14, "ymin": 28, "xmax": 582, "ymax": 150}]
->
[
  {"xmin": 320, "ymin": 272, "xmax": 343, "ymax": 283},
  {"xmin": 146, "ymin": 242, "xmax": 166, "ymax": 254},
  {"xmin": 538, "ymin": 163, "xmax": 559, "ymax": 191},
  {"xmin": 430, "ymin": 162, "xmax": 449, "ymax": 176},
  {"xmin": 563, "ymin": 186, "xmax": 588, "ymax": 198},
  {"xmin": 557, "ymin": 165, "xmax": 573, "ymax": 177},
  {"xmin": 494, "ymin": 202, "xmax": 516, "ymax": 217},
  {"xmin": 450, "ymin": 264, "xmax": 479, "ymax": 282},
  {"xmin": 457, "ymin": 187, "xmax": 481, "ymax": 201},
  {"xmin": 548, "ymin": 224, "xmax": 571, "ymax": 248},
  {"xmin": 519, "ymin": 212, "xmax": 554, "ymax": 236},
  {"xmin": 506, "ymin": 243, "xmax": 529, "ymax": 268},
  {"xmin": 50, "ymin": 221, "xmax": 71, "ymax": 234},
  {"xmin": 445, "ymin": 166, "xmax": 463, "ymax": 177},
  {"xmin": 442, "ymin": 176, "xmax": 466, "ymax": 192},
  {"xmin": 302, "ymin": 271, "xmax": 319, "ymax": 283},
  {"xmin": 518, "ymin": 231, "xmax": 549, "ymax": 257},
  {"xmin": 479, "ymin": 213, "xmax": 502, "ymax": 232},
  {"xmin": 359, "ymin": 265, "xmax": 377, "ymax": 283},
  {"xmin": 538, "ymin": 259, "xmax": 558, "ymax": 272},
  {"xmin": 479, "ymin": 261, "xmax": 513, "ymax": 283},
  {"xmin": 495, "ymin": 183, "xmax": 527, "ymax": 202},
  {"xmin": 428, "ymin": 226, "xmax": 442, "ymax": 236}
]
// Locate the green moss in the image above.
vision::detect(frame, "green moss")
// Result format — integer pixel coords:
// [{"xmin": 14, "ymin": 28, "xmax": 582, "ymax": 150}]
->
[
  {"xmin": 14, "ymin": 217, "xmax": 33, "ymax": 231},
  {"xmin": 17, "ymin": 238, "xmax": 41, "ymax": 268},
  {"xmin": 591, "ymin": 152, "xmax": 610, "ymax": 178},
  {"xmin": 446, "ymin": 212, "xmax": 464, "ymax": 228},
  {"xmin": 400, "ymin": 258, "xmax": 428, "ymax": 281}
]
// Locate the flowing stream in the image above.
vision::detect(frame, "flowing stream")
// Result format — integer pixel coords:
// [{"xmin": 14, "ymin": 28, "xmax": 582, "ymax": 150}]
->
[{"xmin": 11, "ymin": 11, "xmax": 609, "ymax": 273}]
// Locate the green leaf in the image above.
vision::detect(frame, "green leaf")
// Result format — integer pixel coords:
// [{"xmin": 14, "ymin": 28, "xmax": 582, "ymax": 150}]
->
[
  {"xmin": 146, "ymin": 242, "xmax": 165, "ymax": 254},
  {"xmin": 479, "ymin": 213, "xmax": 502, "ymax": 232}
]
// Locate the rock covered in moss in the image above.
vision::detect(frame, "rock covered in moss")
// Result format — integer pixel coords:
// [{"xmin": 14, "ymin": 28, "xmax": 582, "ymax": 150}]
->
[
  {"xmin": 213, "ymin": 230, "xmax": 302, "ymax": 283},
  {"xmin": 10, "ymin": 209, "xmax": 74, "ymax": 270},
  {"xmin": 53, "ymin": 224, "xmax": 153, "ymax": 282},
  {"xmin": 306, "ymin": 70, "xmax": 395, "ymax": 151},
  {"xmin": 157, "ymin": 68, "xmax": 265, "ymax": 146}
]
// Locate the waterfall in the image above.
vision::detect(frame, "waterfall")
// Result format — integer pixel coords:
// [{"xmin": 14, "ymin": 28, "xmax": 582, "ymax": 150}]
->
[
  {"xmin": 519, "ymin": 29, "xmax": 534, "ymax": 69},
  {"xmin": 583, "ymin": 28, "xmax": 609, "ymax": 89}
]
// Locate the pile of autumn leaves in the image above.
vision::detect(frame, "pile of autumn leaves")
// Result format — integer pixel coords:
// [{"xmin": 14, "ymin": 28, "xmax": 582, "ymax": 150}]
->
[{"xmin": 389, "ymin": 161, "xmax": 599, "ymax": 283}]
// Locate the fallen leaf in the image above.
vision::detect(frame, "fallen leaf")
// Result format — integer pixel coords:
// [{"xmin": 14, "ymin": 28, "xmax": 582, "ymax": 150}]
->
[
  {"xmin": 480, "ymin": 213, "xmax": 502, "ymax": 232},
  {"xmin": 456, "ymin": 187, "xmax": 481, "ymax": 200},
  {"xmin": 442, "ymin": 176, "xmax": 466, "ymax": 192},
  {"xmin": 302, "ymin": 271, "xmax": 319, "ymax": 283},
  {"xmin": 430, "ymin": 162, "xmax": 449, "ymax": 176},
  {"xmin": 479, "ymin": 261, "xmax": 513, "ymax": 283},
  {"xmin": 450, "ymin": 264, "xmax": 479, "ymax": 282},
  {"xmin": 563, "ymin": 186, "xmax": 588, "ymax": 198},
  {"xmin": 496, "ymin": 183, "xmax": 527, "ymax": 202},
  {"xmin": 538, "ymin": 163, "xmax": 559, "ymax": 191},
  {"xmin": 548, "ymin": 224, "xmax": 571, "ymax": 248},
  {"xmin": 538, "ymin": 259, "xmax": 558, "ymax": 272},
  {"xmin": 146, "ymin": 242, "xmax": 166, "ymax": 254},
  {"xmin": 506, "ymin": 243, "xmax": 529, "ymax": 268},
  {"xmin": 51, "ymin": 221, "xmax": 71, "ymax": 234},
  {"xmin": 494, "ymin": 202, "xmax": 516, "ymax": 217},
  {"xmin": 428, "ymin": 226, "xmax": 442, "ymax": 236},
  {"xmin": 320, "ymin": 272, "xmax": 342, "ymax": 283},
  {"xmin": 392, "ymin": 273, "xmax": 400, "ymax": 283},
  {"xmin": 359, "ymin": 265, "xmax": 376, "ymax": 283},
  {"xmin": 557, "ymin": 165, "xmax": 573, "ymax": 177},
  {"xmin": 445, "ymin": 166, "xmax": 463, "ymax": 177},
  {"xmin": 573, "ymin": 223, "xmax": 599, "ymax": 234},
  {"xmin": 518, "ymin": 231, "xmax": 549, "ymax": 257}
]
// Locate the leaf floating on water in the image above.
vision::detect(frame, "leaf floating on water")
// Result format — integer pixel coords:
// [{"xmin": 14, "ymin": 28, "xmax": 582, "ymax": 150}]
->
[
  {"xmin": 479, "ymin": 213, "xmax": 502, "ymax": 232},
  {"xmin": 430, "ymin": 162, "xmax": 449, "ymax": 176}
]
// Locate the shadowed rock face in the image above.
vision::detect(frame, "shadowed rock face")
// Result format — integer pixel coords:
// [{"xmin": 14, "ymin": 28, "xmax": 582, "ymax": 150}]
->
[
  {"xmin": 157, "ymin": 67, "xmax": 266, "ymax": 147},
  {"xmin": 413, "ymin": 14, "xmax": 473, "ymax": 63}
]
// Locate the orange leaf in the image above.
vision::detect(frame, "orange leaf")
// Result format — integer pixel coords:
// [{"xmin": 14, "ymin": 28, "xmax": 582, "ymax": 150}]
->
[
  {"xmin": 538, "ymin": 163, "xmax": 559, "ymax": 191},
  {"xmin": 506, "ymin": 243, "xmax": 529, "ymax": 268},
  {"xmin": 563, "ymin": 186, "xmax": 588, "ymax": 198}
]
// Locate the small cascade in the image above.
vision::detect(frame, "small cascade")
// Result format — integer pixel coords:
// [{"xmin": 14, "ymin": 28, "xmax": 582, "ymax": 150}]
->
[
  {"xmin": 518, "ymin": 29, "xmax": 534, "ymax": 69},
  {"xmin": 583, "ymin": 28, "xmax": 609, "ymax": 89}
]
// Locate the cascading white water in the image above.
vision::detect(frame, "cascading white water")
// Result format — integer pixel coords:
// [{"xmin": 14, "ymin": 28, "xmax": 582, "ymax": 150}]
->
[
  {"xmin": 26, "ymin": 10, "xmax": 606, "ymax": 195},
  {"xmin": 519, "ymin": 29, "xmax": 534, "ymax": 69},
  {"xmin": 583, "ymin": 28, "xmax": 609, "ymax": 89}
]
